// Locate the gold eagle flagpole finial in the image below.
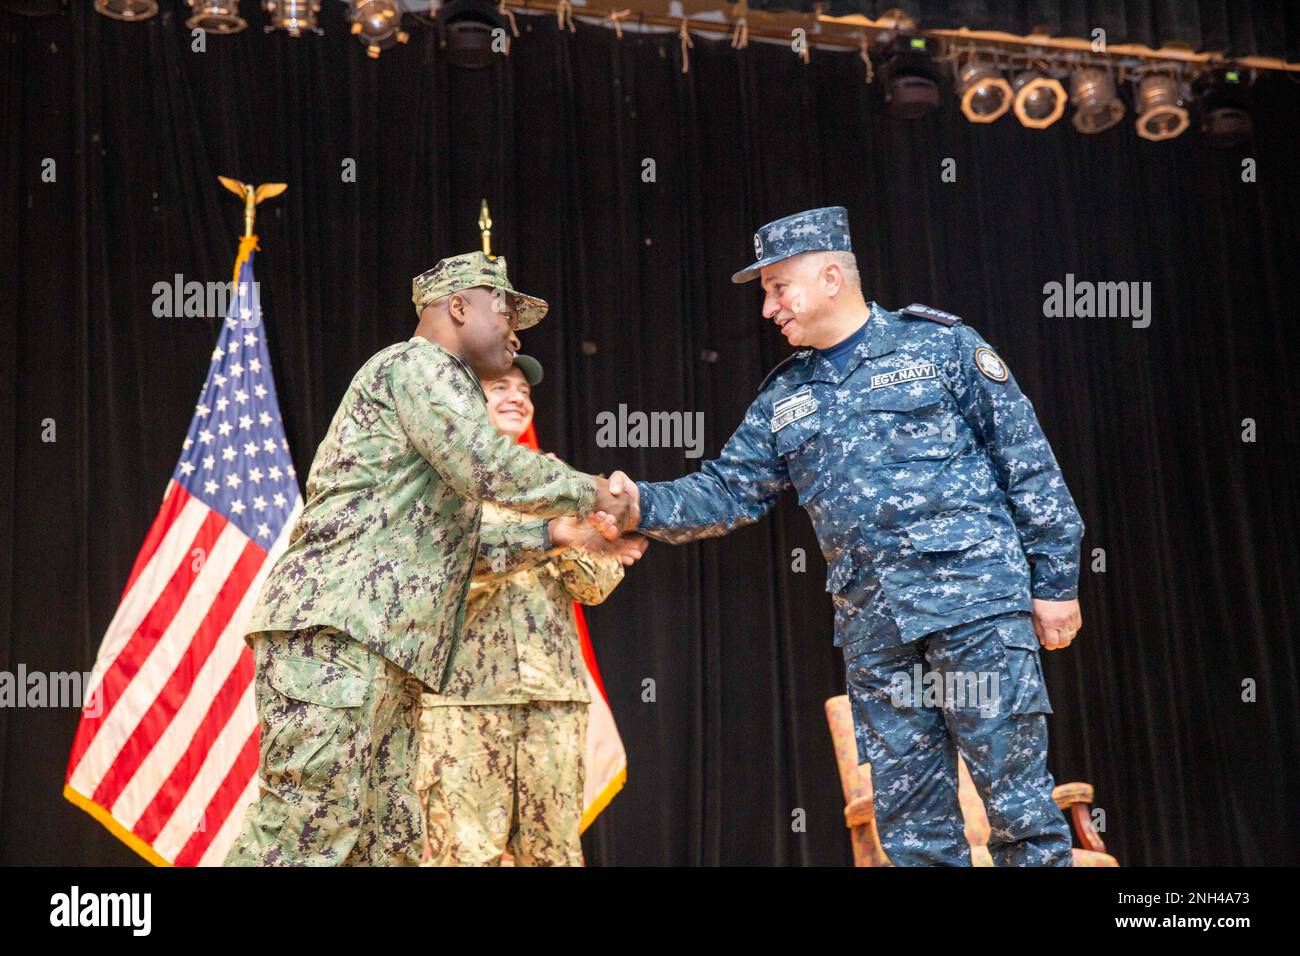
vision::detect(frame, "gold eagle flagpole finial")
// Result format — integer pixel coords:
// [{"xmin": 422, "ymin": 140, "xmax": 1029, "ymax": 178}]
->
[
  {"xmin": 479, "ymin": 199, "xmax": 493, "ymax": 257},
  {"xmin": 218, "ymin": 176, "xmax": 287, "ymax": 239}
]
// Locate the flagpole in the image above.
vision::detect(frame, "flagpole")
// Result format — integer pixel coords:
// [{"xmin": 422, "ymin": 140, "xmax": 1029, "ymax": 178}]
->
[{"xmin": 218, "ymin": 176, "xmax": 287, "ymax": 280}]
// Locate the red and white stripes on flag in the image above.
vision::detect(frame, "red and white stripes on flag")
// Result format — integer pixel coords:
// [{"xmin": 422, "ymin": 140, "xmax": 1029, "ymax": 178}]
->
[{"xmin": 64, "ymin": 237, "xmax": 302, "ymax": 865}]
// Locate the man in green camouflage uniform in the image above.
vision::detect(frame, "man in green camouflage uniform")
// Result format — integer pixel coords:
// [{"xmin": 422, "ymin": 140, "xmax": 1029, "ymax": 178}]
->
[
  {"xmin": 417, "ymin": 354, "xmax": 624, "ymax": 866},
  {"xmin": 224, "ymin": 253, "xmax": 643, "ymax": 866}
]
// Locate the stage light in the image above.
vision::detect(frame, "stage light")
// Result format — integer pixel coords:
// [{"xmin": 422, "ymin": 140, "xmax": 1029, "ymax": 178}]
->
[
  {"xmin": 881, "ymin": 36, "xmax": 941, "ymax": 120},
  {"xmin": 94, "ymin": 0, "xmax": 158, "ymax": 19},
  {"xmin": 350, "ymin": 0, "xmax": 408, "ymax": 58},
  {"xmin": 185, "ymin": 0, "xmax": 247, "ymax": 33},
  {"xmin": 263, "ymin": 0, "xmax": 321, "ymax": 36},
  {"xmin": 1011, "ymin": 70, "xmax": 1067, "ymax": 129},
  {"xmin": 1134, "ymin": 72, "xmax": 1189, "ymax": 141},
  {"xmin": 436, "ymin": 0, "xmax": 511, "ymax": 69},
  {"xmin": 1193, "ymin": 68, "xmax": 1254, "ymax": 148},
  {"xmin": 958, "ymin": 60, "xmax": 1012, "ymax": 123},
  {"xmin": 1069, "ymin": 66, "xmax": 1125, "ymax": 134}
]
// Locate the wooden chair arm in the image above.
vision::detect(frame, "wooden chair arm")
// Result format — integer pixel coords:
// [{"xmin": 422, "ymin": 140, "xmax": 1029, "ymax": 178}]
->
[{"xmin": 1052, "ymin": 781, "xmax": 1107, "ymax": 853}]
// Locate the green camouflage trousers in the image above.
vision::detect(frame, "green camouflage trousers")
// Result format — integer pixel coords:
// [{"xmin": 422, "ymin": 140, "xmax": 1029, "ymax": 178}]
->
[
  {"xmin": 415, "ymin": 700, "xmax": 587, "ymax": 866},
  {"xmin": 224, "ymin": 626, "xmax": 425, "ymax": 866}
]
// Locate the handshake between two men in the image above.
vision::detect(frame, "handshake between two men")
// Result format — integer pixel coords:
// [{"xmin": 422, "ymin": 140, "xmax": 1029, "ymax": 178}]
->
[{"xmin": 545, "ymin": 470, "xmax": 647, "ymax": 567}]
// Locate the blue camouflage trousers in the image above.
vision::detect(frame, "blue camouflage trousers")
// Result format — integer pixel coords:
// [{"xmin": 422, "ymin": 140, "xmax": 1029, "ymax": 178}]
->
[{"xmin": 844, "ymin": 611, "xmax": 1073, "ymax": 867}]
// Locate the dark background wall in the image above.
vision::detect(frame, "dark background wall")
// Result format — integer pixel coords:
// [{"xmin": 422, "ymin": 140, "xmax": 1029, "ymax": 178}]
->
[{"xmin": 2, "ymin": 1, "xmax": 1298, "ymax": 866}]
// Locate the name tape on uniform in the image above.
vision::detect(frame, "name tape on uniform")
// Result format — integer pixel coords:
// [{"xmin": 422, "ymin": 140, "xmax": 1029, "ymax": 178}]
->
[{"xmin": 870, "ymin": 363, "xmax": 937, "ymax": 391}]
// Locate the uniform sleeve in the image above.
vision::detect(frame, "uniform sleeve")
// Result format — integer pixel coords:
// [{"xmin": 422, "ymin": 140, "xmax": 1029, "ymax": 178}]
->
[
  {"xmin": 552, "ymin": 549, "xmax": 625, "ymax": 606},
  {"xmin": 946, "ymin": 324, "xmax": 1085, "ymax": 599},
  {"xmin": 635, "ymin": 393, "xmax": 790, "ymax": 545},
  {"xmin": 474, "ymin": 518, "xmax": 553, "ymax": 582},
  {"xmin": 389, "ymin": 356, "xmax": 597, "ymax": 518}
]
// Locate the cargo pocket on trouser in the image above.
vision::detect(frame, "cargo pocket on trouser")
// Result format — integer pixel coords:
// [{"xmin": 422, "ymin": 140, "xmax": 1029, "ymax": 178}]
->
[
  {"xmin": 993, "ymin": 616, "xmax": 1053, "ymax": 716},
  {"xmin": 977, "ymin": 616, "xmax": 1070, "ymax": 865},
  {"xmin": 934, "ymin": 616, "xmax": 1071, "ymax": 866},
  {"xmin": 257, "ymin": 652, "xmax": 370, "ymax": 865}
]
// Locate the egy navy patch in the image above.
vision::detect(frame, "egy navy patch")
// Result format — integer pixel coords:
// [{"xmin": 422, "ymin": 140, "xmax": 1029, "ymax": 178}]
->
[{"xmin": 870, "ymin": 363, "xmax": 937, "ymax": 390}]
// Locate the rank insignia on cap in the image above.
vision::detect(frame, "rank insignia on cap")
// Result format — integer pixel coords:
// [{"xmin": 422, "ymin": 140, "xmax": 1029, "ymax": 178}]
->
[
  {"xmin": 754, "ymin": 234, "xmax": 763, "ymax": 259},
  {"xmin": 974, "ymin": 347, "xmax": 1009, "ymax": 382}
]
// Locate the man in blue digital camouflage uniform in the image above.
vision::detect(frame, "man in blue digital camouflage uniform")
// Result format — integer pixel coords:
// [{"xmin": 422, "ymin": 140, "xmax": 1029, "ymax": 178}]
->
[{"xmin": 604, "ymin": 207, "xmax": 1085, "ymax": 866}]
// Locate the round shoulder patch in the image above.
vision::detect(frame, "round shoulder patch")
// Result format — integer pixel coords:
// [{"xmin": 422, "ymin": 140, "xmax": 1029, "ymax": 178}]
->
[{"xmin": 974, "ymin": 347, "xmax": 1009, "ymax": 383}]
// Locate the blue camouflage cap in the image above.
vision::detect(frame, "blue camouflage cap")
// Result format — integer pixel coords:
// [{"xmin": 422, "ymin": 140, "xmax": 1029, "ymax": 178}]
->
[{"xmin": 731, "ymin": 206, "xmax": 852, "ymax": 284}]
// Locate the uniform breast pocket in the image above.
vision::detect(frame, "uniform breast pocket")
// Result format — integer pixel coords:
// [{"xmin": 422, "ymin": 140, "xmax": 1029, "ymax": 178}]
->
[
  {"xmin": 866, "ymin": 382, "xmax": 958, "ymax": 464},
  {"xmin": 774, "ymin": 415, "xmax": 831, "ymax": 504}
]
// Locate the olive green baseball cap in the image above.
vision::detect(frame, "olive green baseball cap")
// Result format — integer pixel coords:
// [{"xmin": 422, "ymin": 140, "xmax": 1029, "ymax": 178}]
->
[
  {"xmin": 512, "ymin": 353, "xmax": 543, "ymax": 386},
  {"xmin": 411, "ymin": 251, "xmax": 548, "ymax": 329}
]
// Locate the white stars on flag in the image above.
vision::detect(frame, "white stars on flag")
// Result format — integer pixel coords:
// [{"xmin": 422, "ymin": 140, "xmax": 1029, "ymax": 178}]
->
[{"xmin": 174, "ymin": 253, "xmax": 297, "ymax": 551}]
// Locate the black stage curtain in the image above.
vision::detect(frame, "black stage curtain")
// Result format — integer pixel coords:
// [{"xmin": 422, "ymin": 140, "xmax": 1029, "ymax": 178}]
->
[
  {"xmin": 749, "ymin": 0, "xmax": 1300, "ymax": 65},
  {"xmin": 2, "ymin": 1, "xmax": 1298, "ymax": 867}
]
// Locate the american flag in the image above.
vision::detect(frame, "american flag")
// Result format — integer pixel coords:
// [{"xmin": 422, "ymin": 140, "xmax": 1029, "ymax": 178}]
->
[{"xmin": 64, "ymin": 238, "xmax": 302, "ymax": 866}]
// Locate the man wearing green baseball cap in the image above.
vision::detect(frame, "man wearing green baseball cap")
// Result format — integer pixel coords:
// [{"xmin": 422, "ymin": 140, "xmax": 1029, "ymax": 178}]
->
[
  {"xmin": 416, "ymin": 352, "xmax": 625, "ymax": 866},
  {"xmin": 224, "ymin": 252, "xmax": 644, "ymax": 867}
]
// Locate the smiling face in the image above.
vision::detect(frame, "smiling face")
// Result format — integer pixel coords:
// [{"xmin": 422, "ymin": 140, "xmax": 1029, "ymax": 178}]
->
[
  {"xmin": 484, "ymin": 364, "xmax": 534, "ymax": 440},
  {"xmin": 456, "ymin": 286, "xmax": 522, "ymax": 380},
  {"xmin": 759, "ymin": 253, "xmax": 846, "ymax": 349}
]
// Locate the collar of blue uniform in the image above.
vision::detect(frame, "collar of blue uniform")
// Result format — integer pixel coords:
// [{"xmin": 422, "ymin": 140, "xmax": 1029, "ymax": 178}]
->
[
  {"xmin": 785, "ymin": 302, "xmax": 898, "ymax": 387},
  {"xmin": 408, "ymin": 336, "xmax": 487, "ymax": 402}
]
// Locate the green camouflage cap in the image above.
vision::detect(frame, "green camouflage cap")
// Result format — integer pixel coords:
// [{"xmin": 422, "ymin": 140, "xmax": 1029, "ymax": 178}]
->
[{"xmin": 411, "ymin": 251, "xmax": 548, "ymax": 329}]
